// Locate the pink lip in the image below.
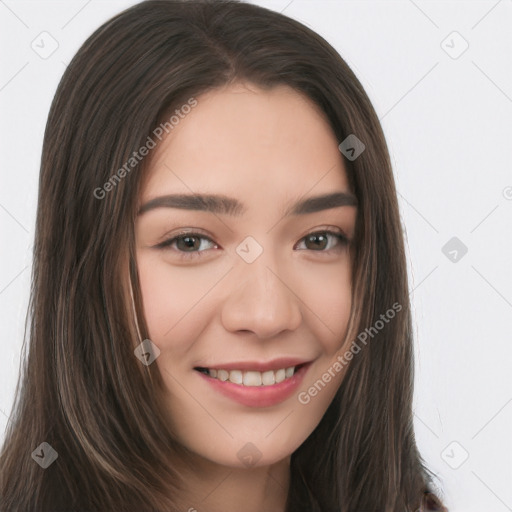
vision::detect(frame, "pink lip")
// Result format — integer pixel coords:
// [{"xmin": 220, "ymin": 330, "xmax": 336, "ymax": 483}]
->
[
  {"xmin": 196, "ymin": 362, "xmax": 312, "ymax": 408},
  {"xmin": 194, "ymin": 357, "xmax": 310, "ymax": 372}
]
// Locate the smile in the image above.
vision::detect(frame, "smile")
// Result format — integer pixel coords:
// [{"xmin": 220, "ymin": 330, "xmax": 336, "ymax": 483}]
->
[
  {"xmin": 194, "ymin": 362, "xmax": 312, "ymax": 407},
  {"xmin": 195, "ymin": 365, "xmax": 301, "ymax": 386}
]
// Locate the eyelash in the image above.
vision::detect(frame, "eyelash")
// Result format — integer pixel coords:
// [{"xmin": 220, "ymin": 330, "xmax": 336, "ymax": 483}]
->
[{"xmin": 154, "ymin": 229, "xmax": 349, "ymax": 260}]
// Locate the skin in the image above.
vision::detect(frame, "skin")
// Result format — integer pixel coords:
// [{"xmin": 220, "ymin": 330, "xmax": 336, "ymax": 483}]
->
[{"xmin": 135, "ymin": 82, "xmax": 358, "ymax": 512}]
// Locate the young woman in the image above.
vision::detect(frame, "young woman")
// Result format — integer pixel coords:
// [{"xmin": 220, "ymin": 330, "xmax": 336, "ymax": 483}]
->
[{"xmin": 0, "ymin": 1, "xmax": 447, "ymax": 510}]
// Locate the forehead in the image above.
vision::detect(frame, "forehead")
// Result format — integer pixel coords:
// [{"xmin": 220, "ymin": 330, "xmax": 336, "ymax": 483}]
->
[{"xmin": 141, "ymin": 82, "xmax": 349, "ymax": 203}]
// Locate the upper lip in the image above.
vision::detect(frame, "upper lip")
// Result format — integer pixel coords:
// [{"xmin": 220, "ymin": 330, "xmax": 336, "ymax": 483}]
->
[{"xmin": 194, "ymin": 357, "xmax": 312, "ymax": 372}]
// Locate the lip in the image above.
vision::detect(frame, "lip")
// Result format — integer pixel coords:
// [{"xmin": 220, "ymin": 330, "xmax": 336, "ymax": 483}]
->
[
  {"xmin": 196, "ymin": 361, "xmax": 312, "ymax": 408},
  {"xmin": 194, "ymin": 357, "xmax": 311, "ymax": 372}
]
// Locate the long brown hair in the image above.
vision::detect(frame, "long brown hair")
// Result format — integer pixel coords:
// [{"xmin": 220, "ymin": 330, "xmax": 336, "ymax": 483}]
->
[{"xmin": 0, "ymin": 1, "xmax": 446, "ymax": 510}]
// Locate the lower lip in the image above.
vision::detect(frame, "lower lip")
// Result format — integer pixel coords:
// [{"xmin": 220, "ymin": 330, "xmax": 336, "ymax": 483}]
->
[{"xmin": 196, "ymin": 363, "xmax": 311, "ymax": 408}]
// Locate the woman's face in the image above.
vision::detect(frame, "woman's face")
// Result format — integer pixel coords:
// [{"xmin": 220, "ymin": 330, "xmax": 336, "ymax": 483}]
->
[{"xmin": 135, "ymin": 82, "xmax": 357, "ymax": 468}]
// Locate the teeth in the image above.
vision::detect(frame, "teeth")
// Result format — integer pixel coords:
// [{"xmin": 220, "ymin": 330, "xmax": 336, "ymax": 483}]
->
[
  {"xmin": 229, "ymin": 370, "xmax": 243, "ymax": 385},
  {"xmin": 206, "ymin": 366, "xmax": 297, "ymax": 386},
  {"xmin": 217, "ymin": 369, "xmax": 229, "ymax": 381},
  {"xmin": 275, "ymin": 369, "xmax": 286, "ymax": 383},
  {"xmin": 243, "ymin": 371, "xmax": 262, "ymax": 386},
  {"xmin": 261, "ymin": 370, "xmax": 275, "ymax": 386}
]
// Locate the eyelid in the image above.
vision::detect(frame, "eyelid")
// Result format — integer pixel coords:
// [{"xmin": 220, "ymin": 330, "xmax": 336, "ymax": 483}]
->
[
  {"xmin": 304, "ymin": 225, "xmax": 349, "ymax": 241},
  {"xmin": 155, "ymin": 227, "xmax": 214, "ymax": 244}
]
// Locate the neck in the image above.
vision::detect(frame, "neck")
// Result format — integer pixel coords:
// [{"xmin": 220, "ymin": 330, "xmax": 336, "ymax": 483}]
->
[{"xmin": 174, "ymin": 452, "xmax": 290, "ymax": 512}]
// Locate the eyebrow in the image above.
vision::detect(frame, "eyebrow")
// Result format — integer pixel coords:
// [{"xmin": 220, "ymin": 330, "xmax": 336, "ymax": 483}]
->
[{"xmin": 137, "ymin": 191, "xmax": 357, "ymax": 217}]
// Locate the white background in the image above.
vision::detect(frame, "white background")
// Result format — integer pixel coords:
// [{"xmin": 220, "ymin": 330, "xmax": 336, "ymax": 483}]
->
[{"xmin": 1, "ymin": 1, "xmax": 511, "ymax": 510}]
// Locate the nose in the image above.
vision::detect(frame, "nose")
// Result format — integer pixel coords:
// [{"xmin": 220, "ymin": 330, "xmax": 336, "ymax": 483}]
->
[{"xmin": 220, "ymin": 256, "xmax": 303, "ymax": 339}]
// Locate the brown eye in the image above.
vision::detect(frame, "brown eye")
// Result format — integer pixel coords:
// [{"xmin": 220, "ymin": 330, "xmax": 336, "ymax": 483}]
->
[
  {"xmin": 295, "ymin": 231, "xmax": 348, "ymax": 252},
  {"xmin": 176, "ymin": 235, "xmax": 202, "ymax": 252},
  {"xmin": 304, "ymin": 233, "xmax": 329, "ymax": 250}
]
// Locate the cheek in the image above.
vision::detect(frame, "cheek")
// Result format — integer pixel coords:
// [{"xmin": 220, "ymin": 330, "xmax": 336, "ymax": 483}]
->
[
  {"xmin": 295, "ymin": 260, "xmax": 353, "ymax": 351},
  {"xmin": 138, "ymin": 259, "xmax": 176, "ymax": 341},
  {"xmin": 137, "ymin": 256, "xmax": 212, "ymax": 345}
]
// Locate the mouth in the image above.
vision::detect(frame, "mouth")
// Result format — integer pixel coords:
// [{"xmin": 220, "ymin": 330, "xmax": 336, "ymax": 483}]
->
[
  {"xmin": 194, "ymin": 361, "xmax": 312, "ymax": 407},
  {"xmin": 194, "ymin": 363, "xmax": 306, "ymax": 387}
]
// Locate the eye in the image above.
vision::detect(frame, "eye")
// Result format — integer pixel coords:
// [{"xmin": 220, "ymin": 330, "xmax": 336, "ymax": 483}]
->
[
  {"xmin": 295, "ymin": 230, "xmax": 348, "ymax": 251},
  {"xmin": 154, "ymin": 228, "xmax": 348, "ymax": 259},
  {"xmin": 155, "ymin": 231, "xmax": 218, "ymax": 256}
]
